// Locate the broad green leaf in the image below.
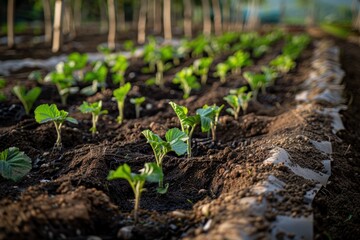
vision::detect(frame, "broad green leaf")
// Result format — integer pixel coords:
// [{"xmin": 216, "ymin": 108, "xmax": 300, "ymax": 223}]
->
[
  {"xmin": 34, "ymin": 104, "xmax": 61, "ymax": 123},
  {"xmin": 165, "ymin": 128, "xmax": 188, "ymax": 156},
  {"xmin": 107, "ymin": 163, "xmax": 133, "ymax": 182},
  {"xmin": 113, "ymin": 82, "xmax": 131, "ymax": 102},
  {"xmin": 141, "ymin": 162, "xmax": 163, "ymax": 183},
  {"xmin": 169, "ymin": 101, "xmax": 188, "ymax": 122},
  {"xmin": 12, "ymin": 85, "xmax": 41, "ymax": 114},
  {"xmin": 130, "ymin": 97, "xmax": 145, "ymax": 105},
  {"xmin": 0, "ymin": 147, "xmax": 32, "ymax": 182},
  {"xmin": 196, "ymin": 108, "xmax": 215, "ymax": 132}
]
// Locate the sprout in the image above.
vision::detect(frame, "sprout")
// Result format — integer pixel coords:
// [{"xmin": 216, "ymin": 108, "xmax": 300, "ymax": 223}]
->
[
  {"xmin": 12, "ymin": 85, "xmax": 42, "ymax": 115},
  {"xmin": 261, "ymin": 66, "xmax": 278, "ymax": 87},
  {"xmin": 269, "ymin": 55, "xmax": 296, "ymax": 74},
  {"xmin": 79, "ymin": 100, "xmax": 108, "ymax": 136},
  {"xmin": 113, "ymin": 82, "xmax": 131, "ymax": 124},
  {"xmin": 28, "ymin": 70, "xmax": 43, "ymax": 84},
  {"xmin": 201, "ymin": 104, "xmax": 224, "ymax": 141},
  {"xmin": 226, "ymin": 50, "xmax": 253, "ymax": 74},
  {"xmin": 243, "ymin": 72, "xmax": 266, "ymax": 100},
  {"xmin": 81, "ymin": 61, "xmax": 108, "ymax": 96},
  {"xmin": 193, "ymin": 57, "xmax": 213, "ymax": 85},
  {"xmin": 224, "ymin": 87, "xmax": 252, "ymax": 119},
  {"xmin": 172, "ymin": 67, "xmax": 200, "ymax": 99},
  {"xmin": 130, "ymin": 97, "xmax": 145, "ymax": 118},
  {"xmin": 214, "ymin": 63, "xmax": 230, "ymax": 83},
  {"xmin": 34, "ymin": 104, "xmax": 78, "ymax": 149},
  {"xmin": 107, "ymin": 163, "xmax": 163, "ymax": 222},
  {"xmin": 111, "ymin": 55, "xmax": 129, "ymax": 86},
  {"xmin": 124, "ymin": 40, "xmax": 136, "ymax": 59}
]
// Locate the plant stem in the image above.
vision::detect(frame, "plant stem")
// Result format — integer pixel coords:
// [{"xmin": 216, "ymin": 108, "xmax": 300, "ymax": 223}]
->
[
  {"xmin": 91, "ymin": 113, "xmax": 98, "ymax": 135},
  {"xmin": 155, "ymin": 61, "xmax": 164, "ymax": 89},
  {"xmin": 134, "ymin": 182, "xmax": 141, "ymax": 223},
  {"xmin": 117, "ymin": 101, "xmax": 124, "ymax": 124},
  {"xmin": 201, "ymin": 74, "xmax": 207, "ymax": 85},
  {"xmin": 54, "ymin": 122, "xmax": 62, "ymax": 148},
  {"xmin": 187, "ymin": 125, "xmax": 196, "ymax": 158},
  {"xmin": 135, "ymin": 104, "xmax": 140, "ymax": 118}
]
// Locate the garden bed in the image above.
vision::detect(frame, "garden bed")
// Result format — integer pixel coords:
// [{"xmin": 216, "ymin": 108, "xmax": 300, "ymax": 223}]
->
[{"xmin": 0, "ymin": 31, "xmax": 359, "ymax": 240}]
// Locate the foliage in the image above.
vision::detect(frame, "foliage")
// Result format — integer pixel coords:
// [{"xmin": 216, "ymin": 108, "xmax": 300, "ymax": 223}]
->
[
  {"xmin": 0, "ymin": 147, "xmax": 32, "ymax": 182},
  {"xmin": 243, "ymin": 72, "xmax": 267, "ymax": 100},
  {"xmin": 198, "ymin": 104, "xmax": 224, "ymax": 141},
  {"xmin": 188, "ymin": 35, "xmax": 214, "ymax": 58},
  {"xmin": 12, "ymin": 85, "xmax": 42, "ymax": 115},
  {"xmin": 111, "ymin": 55, "xmax": 129, "ymax": 86},
  {"xmin": 113, "ymin": 82, "xmax": 131, "ymax": 124},
  {"xmin": 34, "ymin": 104, "xmax": 78, "ymax": 148},
  {"xmin": 107, "ymin": 163, "xmax": 162, "ymax": 222},
  {"xmin": 172, "ymin": 67, "xmax": 200, "ymax": 99},
  {"xmin": 124, "ymin": 40, "xmax": 136, "ymax": 58},
  {"xmin": 269, "ymin": 55, "xmax": 296, "ymax": 73},
  {"xmin": 79, "ymin": 100, "xmax": 108, "ymax": 135},
  {"xmin": 130, "ymin": 97, "xmax": 145, "ymax": 118},
  {"xmin": 224, "ymin": 86, "xmax": 252, "ymax": 119},
  {"xmin": 223, "ymin": 95, "xmax": 241, "ymax": 120},
  {"xmin": 0, "ymin": 78, "xmax": 6, "ymax": 102},
  {"xmin": 261, "ymin": 66, "xmax": 278, "ymax": 87},
  {"xmin": 28, "ymin": 70, "xmax": 43, "ymax": 84},
  {"xmin": 214, "ymin": 63, "xmax": 230, "ymax": 83},
  {"xmin": 226, "ymin": 50, "xmax": 253, "ymax": 74},
  {"xmin": 193, "ymin": 57, "xmax": 213, "ymax": 85},
  {"xmin": 81, "ymin": 61, "xmax": 108, "ymax": 96}
]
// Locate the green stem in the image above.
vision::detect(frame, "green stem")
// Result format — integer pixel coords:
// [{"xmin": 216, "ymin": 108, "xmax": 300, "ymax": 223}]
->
[
  {"xmin": 117, "ymin": 101, "xmax": 124, "ymax": 124},
  {"xmin": 134, "ymin": 182, "xmax": 143, "ymax": 223},
  {"xmin": 156, "ymin": 61, "xmax": 164, "ymax": 89},
  {"xmin": 91, "ymin": 113, "xmax": 98, "ymax": 135},
  {"xmin": 201, "ymin": 74, "xmax": 207, "ymax": 85},
  {"xmin": 135, "ymin": 104, "xmax": 140, "ymax": 118},
  {"xmin": 187, "ymin": 125, "xmax": 196, "ymax": 158},
  {"xmin": 54, "ymin": 122, "xmax": 62, "ymax": 148}
]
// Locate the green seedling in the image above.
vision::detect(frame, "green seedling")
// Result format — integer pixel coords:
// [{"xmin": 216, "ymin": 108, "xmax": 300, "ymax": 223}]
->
[
  {"xmin": 12, "ymin": 85, "xmax": 42, "ymax": 115},
  {"xmin": 214, "ymin": 63, "xmax": 230, "ymax": 83},
  {"xmin": 107, "ymin": 162, "xmax": 162, "ymax": 223},
  {"xmin": 261, "ymin": 66, "xmax": 278, "ymax": 87},
  {"xmin": 124, "ymin": 40, "xmax": 136, "ymax": 59},
  {"xmin": 34, "ymin": 104, "xmax": 78, "ymax": 149},
  {"xmin": 223, "ymin": 95, "xmax": 241, "ymax": 120},
  {"xmin": 130, "ymin": 97, "xmax": 145, "ymax": 118},
  {"xmin": 111, "ymin": 55, "xmax": 129, "ymax": 86},
  {"xmin": 28, "ymin": 70, "xmax": 43, "ymax": 84},
  {"xmin": 193, "ymin": 57, "xmax": 213, "ymax": 85},
  {"xmin": 113, "ymin": 82, "xmax": 131, "ymax": 124},
  {"xmin": 243, "ymin": 72, "xmax": 266, "ymax": 100},
  {"xmin": 169, "ymin": 102, "xmax": 201, "ymax": 158},
  {"xmin": 142, "ymin": 37, "xmax": 157, "ymax": 72},
  {"xmin": 66, "ymin": 52, "xmax": 88, "ymax": 71},
  {"xmin": 172, "ymin": 67, "xmax": 200, "ymax": 99},
  {"xmin": 227, "ymin": 50, "xmax": 253, "ymax": 74},
  {"xmin": 0, "ymin": 147, "xmax": 32, "ymax": 182},
  {"xmin": 269, "ymin": 55, "xmax": 296, "ymax": 74},
  {"xmin": 0, "ymin": 78, "xmax": 6, "ymax": 102},
  {"xmin": 45, "ymin": 62, "xmax": 78, "ymax": 105},
  {"xmin": 82, "ymin": 61, "xmax": 108, "ymax": 96},
  {"xmin": 97, "ymin": 44, "xmax": 112, "ymax": 55},
  {"xmin": 79, "ymin": 100, "xmax": 108, "ymax": 135},
  {"xmin": 142, "ymin": 128, "xmax": 188, "ymax": 192},
  {"xmin": 188, "ymin": 35, "xmax": 214, "ymax": 58},
  {"xmin": 229, "ymin": 86, "xmax": 253, "ymax": 115},
  {"xmin": 201, "ymin": 104, "xmax": 224, "ymax": 141}
]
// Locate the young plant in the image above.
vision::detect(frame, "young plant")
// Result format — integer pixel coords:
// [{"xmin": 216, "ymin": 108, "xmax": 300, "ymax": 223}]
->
[
  {"xmin": 111, "ymin": 55, "xmax": 129, "ymax": 86},
  {"xmin": 113, "ymin": 82, "xmax": 131, "ymax": 124},
  {"xmin": 169, "ymin": 102, "xmax": 201, "ymax": 158},
  {"xmin": 130, "ymin": 97, "xmax": 145, "ymax": 118},
  {"xmin": 81, "ymin": 61, "xmax": 108, "ymax": 96},
  {"xmin": 28, "ymin": 70, "xmax": 43, "ymax": 84},
  {"xmin": 142, "ymin": 128, "xmax": 188, "ymax": 192},
  {"xmin": 124, "ymin": 40, "xmax": 136, "ymax": 59},
  {"xmin": 172, "ymin": 67, "xmax": 200, "ymax": 99},
  {"xmin": 79, "ymin": 100, "xmax": 108, "ymax": 135},
  {"xmin": 193, "ymin": 57, "xmax": 213, "ymax": 85},
  {"xmin": 12, "ymin": 85, "xmax": 42, "ymax": 115},
  {"xmin": 34, "ymin": 104, "xmax": 78, "ymax": 149},
  {"xmin": 227, "ymin": 50, "xmax": 253, "ymax": 74},
  {"xmin": 214, "ymin": 63, "xmax": 230, "ymax": 84},
  {"xmin": 261, "ymin": 66, "xmax": 278, "ymax": 87},
  {"xmin": 223, "ymin": 95, "xmax": 241, "ymax": 120},
  {"xmin": 107, "ymin": 162, "xmax": 162, "ymax": 222},
  {"xmin": 0, "ymin": 147, "xmax": 32, "ymax": 182},
  {"xmin": 227, "ymin": 86, "xmax": 253, "ymax": 116},
  {"xmin": 243, "ymin": 71, "xmax": 267, "ymax": 100},
  {"xmin": 0, "ymin": 78, "xmax": 6, "ymax": 102},
  {"xmin": 269, "ymin": 55, "xmax": 296, "ymax": 73},
  {"xmin": 200, "ymin": 104, "xmax": 224, "ymax": 141}
]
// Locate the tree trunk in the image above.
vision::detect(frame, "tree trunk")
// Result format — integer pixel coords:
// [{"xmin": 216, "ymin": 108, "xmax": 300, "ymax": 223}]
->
[
  {"xmin": 108, "ymin": 0, "xmax": 116, "ymax": 50},
  {"xmin": 163, "ymin": 0, "xmax": 172, "ymax": 40},
  {"xmin": 43, "ymin": 0, "xmax": 52, "ymax": 43},
  {"xmin": 137, "ymin": 0, "xmax": 147, "ymax": 44},
  {"xmin": 183, "ymin": 0, "xmax": 192, "ymax": 38},
  {"xmin": 201, "ymin": 0, "xmax": 211, "ymax": 36},
  {"xmin": 154, "ymin": 0, "xmax": 162, "ymax": 34},
  {"xmin": 212, "ymin": 0, "xmax": 222, "ymax": 35},
  {"xmin": 7, "ymin": 0, "xmax": 15, "ymax": 48},
  {"xmin": 117, "ymin": 0, "xmax": 126, "ymax": 32},
  {"xmin": 246, "ymin": 0, "xmax": 259, "ymax": 30},
  {"xmin": 52, "ymin": 0, "xmax": 63, "ymax": 52}
]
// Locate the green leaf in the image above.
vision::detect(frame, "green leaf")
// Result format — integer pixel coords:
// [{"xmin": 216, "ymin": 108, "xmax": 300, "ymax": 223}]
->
[
  {"xmin": 169, "ymin": 101, "xmax": 188, "ymax": 123},
  {"xmin": 130, "ymin": 97, "xmax": 145, "ymax": 105},
  {"xmin": 141, "ymin": 162, "xmax": 163, "ymax": 183},
  {"xmin": 107, "ymin": 163, "xmax": 133, "ymax": 181},
  {"xmin": 113, "ymin": 82, "xmax": 131, "ymax": 102},
  {"xmin": 0, "ymin": 147, "xmax": 32, "ymax": 182},
  {"xmin": 165, "ymin": 128, "xmax": 188, "ymax": 156},
  {"xmin": 196, "ymin": 108, "xmax": 215, "ymax": 132},
  {"xmin": 12, "ymin": 85, "xmax": 42, "ymax": 115},
  {"xmin": 0, "ymin": 78, "xmax": 6, "ymax": 89},
  {"xmin": 34, "ymin": 104, "xmax": 78, "ymax": 124}
]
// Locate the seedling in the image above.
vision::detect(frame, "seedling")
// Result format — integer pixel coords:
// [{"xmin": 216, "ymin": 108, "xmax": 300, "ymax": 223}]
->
[
  {"xmin": 214, "ymin": 63, "xmax": 230, "ymax": 83},
  {"xmin": 269, "ymin": 55, "xmax": 295, "ymax": 73},
  {"xmin": 227, "ymin": 50, "xmax": 252, "ymax": 74},
  {"xmin": 34, "ymin": 104, "xmax": 78, "ymax": 149},
  {"xmin": 0, "ymin": 147, "xmax": 32, "ymax": 182},
  {"xmin": 261, "ymin": 66, "xmax": 278, "ymax": 88},
  {"xmin": 28, "ymin": 70, "xmax": 43, "ymax": 84},
  {"xmin": 169, "ymin": 102, "xmax": 201, "ymax": 158},
  {"xmin": 193, "ymin": 57, "xmax": 213, "ymax": 85},
  {"xmin": 142, "ymin": 128, "xmax": 188, "ymax": 191},
  {"xmin": 111, "ymin": 55, "xmax": 129, "ymax": 86},
  {"xmin": 172, "ymin": 67, "xmax": 200, "ymax": 99},
  {"xmin": 130, "ymin": 97, "xmax": 145, "ymax": 118},
  {"xmin": 113, "ymin": 82, "xmax": 131, "ymax": 124},
  {"xmin": 243, "ymin": 71, "xmax": 266, "ymax": 100},
  {"xmin": 200, "ymin": 104, "xmax": 224, "ymax": 141},
  {"xmin": 227, "ymin": 86, "xmax": 253, "ymax": 116},
  {"xmin": 124, "ymin": 40, "xmax": 136, "ymax": 59},
  {"xmin": 223, "ymin": 95, "xmax": 241, "ymax": 120},
  {"xmin": 0, "ymin": 78, "xmax": 6, "ymax": 102},
  {"xmin": 66, "ymin": 52, "xmax": 88, "ymax": 71},
  {"xmin": 82, "ymin": 61, "xmax": 108, "ymax": 96},
  {"xmin": 79, "ymin": 100, "xmax": 108, "ymax": 135},
  {"xmin": 12, "ymin": 85, "xmax": 42, "ymax": 115},
  {"xmin": 107, "ymin": 162, "xmax": 162, "ymax": 222}
]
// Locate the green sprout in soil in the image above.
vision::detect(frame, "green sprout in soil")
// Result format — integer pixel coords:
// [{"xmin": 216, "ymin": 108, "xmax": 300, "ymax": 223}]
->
[
  {"xmin": 269, "ymin": 55, "xmax": 296, "ymax": 74},
  {"xmin": 28, "ymin": 70, "xmax": 43, "ymax": 84},
  {"xmin": 34, "ymin": 104, "xmax": 78, "ymax": 149},
  {"xmin": 224, "ymin": 94, "xmax": 241, "ymax": 120},
  {"xmin": 113, "ymin": 82, "xmax": 131, "ymax": 124},
  {"xmin": 214, "ymin": 63, "xmax": 230, "ymax": 84},
  {"xmin": 200, "ymin": 104, "xmax": 224, "ymax": 141},
  {"xmin": 261, "ymin": 66, "xmax": 278, "ymax": 87},
  {"xmin": 226, "ymin": 50, "xmax": 253, "ymax": 75},
  {"xmin": 12, "ymin": 85, "xmax": 42, "ymax": 115},
  {"xmin": 124, "ymin": 40, "xmax": 136, "ymax": 59},
  {"xmin": 111, "ymin": 55, "xmax": 129, "ymax": 86},
  {"xmin": 0, "ymin": 78, "xmax": 7, "ymax": 102},
  {"xmin": 79, "ymin": 100, "xmax": 108, "ymax": 136},
  {"xmin": 0, "ymin": 147, "xmax": 32, "ymax": 182},
  {"xmin": 225, "ymin": 86, "xmax": 253, "ymax": 119},
  {"xmin": 107, "ymin": 162, "xmax": 163, "ymax": 223},
  {"xmin": 130, "ymin": 97, "xmax": 145, "ymax": 118},
  {"xmin": 193, "ymin": 57, "xmax": 213, "ymax": 85},
  {"xmin": 81, "ymin": 61, "xmax": 108, "ymax": 96},
  {"xmin": 243, "ymin": 71, "xmax": 266, "ymax": 100},
  {"xmin": 142, "ymin": 128, "xmax": 188, "ymax": 192},
  {"xmin": 172, "ymin": 67, "xmax": 200, "ymax": 99}
]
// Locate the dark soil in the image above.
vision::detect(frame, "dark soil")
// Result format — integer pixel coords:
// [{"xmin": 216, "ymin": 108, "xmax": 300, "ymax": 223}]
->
[{"xmin": 0, "ymin": 31, "xmax": 359, "ymax": 240}]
